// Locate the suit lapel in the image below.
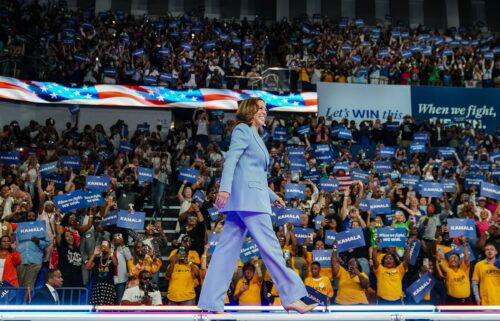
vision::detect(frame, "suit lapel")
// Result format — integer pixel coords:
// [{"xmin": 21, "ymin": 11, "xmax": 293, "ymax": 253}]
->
[{"xmin": 251, "ymin": 127, "xmax": 270, "ymax": 168}]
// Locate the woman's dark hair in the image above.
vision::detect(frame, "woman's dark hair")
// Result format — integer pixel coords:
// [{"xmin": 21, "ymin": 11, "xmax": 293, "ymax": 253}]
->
[
  {"xmin": 242, "ymin": 262, "xmax": 256, "ymax": 273},
  {"xmin": 0, "ymin": 235, "xmax": 12, "ymax": 252},
  {"xmin": 233, "ymin": 98, "xmax": 264, "ymax": 131},
  {"xmin": 382, "ymin": 253, "xmax": 400, "ymax": 267},
  {"xmin": 60, "ymin": 212, "xmax": 75, "ymax": 227}
]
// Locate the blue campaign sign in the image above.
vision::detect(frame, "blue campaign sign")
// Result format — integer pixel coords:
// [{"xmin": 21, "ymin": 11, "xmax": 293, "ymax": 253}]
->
[
  {"xmin": 276, "ymin": 207, "xmax": 302, "ymax": 226},
  {"xmin": 295, "ymin": 228, "xmax": 314, "ymax": 245},
  {"xmin": 374, "ymin": 161, "xmax": 392, "ymax": 174},
  {"xmin": 208, "ymin": 233, "xmax": 220, "ymax": 254},
  {"xmin": 481, "ymin": 181, "xmax": 500, "ymax": 200},
  {"xmin": 83, "ymin": 191, "xmax": 105, "ymax": 207},
  {"xmin": 439, "ymin": 147, "xmax": 456, "ymax": 158},
  {"xmin": 119, "ymin": 141, "xmax": 135, "ymax": 153},
  {"xmin": 303, "ymin": 286, "xmax": 329, "ymax": 307},
  {"xmin": 0, "ymin": 151, "xmax": 20, "ymax": 164},
  {"xmin": 312, "ymin": 250, "xmax": 332, "ymax": 268},
  {"xmin": 369, "ymin": 198, "xmax": 392, "ymax": 215},
  {"xmin": 207, "ymin": 207, "xmax": 220, "ymax": 221},
  {"xmin": 39, "ymin": 161, "xmax": 58, "ymax": 177},
  {"xmin": 101, "ymin": 210, "xmax": 119, "ymax": 227},
  {"xmin": 414, "ymin": 133, "xmax": 430, "ymax": 141},
  {"xmin": 192, "ymin": 190, "xmax": 205, "ymax": 204},
  {"xmin": 336, "ymin": 228, "xmax": 366, "ymax": 253},
  {"xmin": 441, "ymin": 179, "xmax": 457, "ymax": 193},
  {"xmin": 450, "ymin": 243, "xmax": 476, "ymax": 262},
  {"xmin": 319, "ymin": 178, "xmax": 339, "ymax": 192},
  {"xmin": 273, "ymin": 127, "xmax": 287, "ymax": 141},
  {"xmin": 419, "ymin": 181, "xmax": 444, "ymax": 198},
  {"xmin": 60, "ymin": 155, "xmax": 81, "ymax": 169},
  {"xmin": 85, "ymin": 175, "xmax": 110, "ymax": 192},
  {"xmin": 377, "ymin": 228, "xmax": 407, "ymax": 248},
  {"xmin": 16, "ymin": 221, "xmax": 46, "ymax": 241},
  {"xmin": 334, "ymin": 162, "xmax": 349, "ymax": 173},
  {"xmin": 325, "ymin": 230, "xmax": 337, "ymax": 246},
  {"xmin": 401, "ymin": 174, "xmax": 420, "ymax": 188},
  {"xmin": 464, "ymin": 174, "xmax": 484, "ymax": 189},
  {"xmin": 406, "ymin": 272, "xmax": 435, "ymax": 303},
  {"xmin": 409, "ymin": 240, "xmax": 421, "ymax": 266},
  {"xmin": 411, "ymin": 86, "xmax": 500, "ymax": 133},
  {"xmin": 290, "ymin": 158, "xmax": 307, "ymax": 171},
  {"xmin": 351, "ymin": 169, "xmax": 369, "ymax": 183},
  {"xmin": 138, "ymin": 167, "xmax": 153, "ymax": 185},
  {"xmin": 337, "ymin": 128, "xmax": 353, "ymax": 140},
  {"xmin": 117, "ymin": 210, "xmax": 146, "ymax": 230},
  {"xmin": 490, "ymin": 151, "xmax": 500, "ymax": 162},
  {"xmin": 410, "ymin": 142, "xmax": 426, "ymax": 153},
  {"xmin": 285, "ymin": 183, "xmax": 305, "ymax": 200},
  {"xmin": 54, "ymin": 190, "xmax": 87, "ymax": 212},
  {"xmin": 297, "ymin": 125, "xmax": 311, "ymax": 136},
  {"xmin": 314, "ymin": 144, "xmax": 330, "ymax": 153},
  {"xmin": 44, "ymin": 175, "xmax": 65, "ymax": 190},
  {"xmin": 288, "ymin": 147, "xmax": 305, "ymax": 158},
  {"xmin": 315, "ymin": 150, "xmax": 332, "ymax": 164},
  {"xmin": 313, "ymin": 215, "xmax": 324, "ymax": 230},
  {"xmin": 240, "ymin": 239, "xmax": 261, "ymax": 263},
  {"xmin": 178, "ymin": 167, "xmax": 199, "ymax": 184},
  {"xmin": 380, "ymin": 147, "xmax": 395, "ymax": 159},
  {"xmin": 359, "ymin": 199, "xmax": 369, "ymax": 212},
  {"xmin": 448, "ymin": 219, "xmax": 477, "ymax": 238}
]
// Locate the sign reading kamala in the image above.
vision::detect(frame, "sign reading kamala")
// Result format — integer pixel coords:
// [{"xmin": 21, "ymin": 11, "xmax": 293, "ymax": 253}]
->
[
  {"xmin": 335, "ymin": 228, "xmax": 365, "ymax": 253},
  {"xmin": 285, "ymin": 183, "xmax": 305, "ymax": 200},
  {"xmin": 419, "ymin": 181, "xmax": 444, "ymax": 197},
  {"xmin": 138, "ymin": 167, "xmax": 153, "ymax": 185},
  {"xmin": 0, "ymin": 151, "xmax": 20, "ymax": 164},
  {"xmin": 288, "ymin": 147, "xmax": 305, "ymax": 158},
  {"xmin": 318, "ymin": 83, "xmax": 411, "ymax": 124},
  {"xmin": 448, "ymin": 219, "xmax": 476, "ymax": 238},
  {"xmin": 39, "ymin": 162, "xmax": 58, "ymax": 177},
  {"xmin": 351, "ymin": 169, "xmax": 370, "ymax": 183},
  {"xmin": 369, "ymin": 198, "xmax": 392, "ymax": 215},
  {"xmin": 377, "ymin": 228, "xmax": 407, "ymax": 248},
  {"xmin": 409, "ymin": 240, "xmax": 422, "ymax": 266},
  {"xmin": 178, "ymin": 167, "xmax": 199, "ymax": 184},
  {"xmin": 319, "ymin": 178, "xmax": 339, "ymax": 192},
  {"xmin": 276, "ymin": 207, "xmax": 302, "ymax": 226},
  {"xmin": 240, "ymin": 239, "xmax": 261, "ymax": 263},
  {"xmin": 290, "ymin": 158, "xmax": 307, "ymax": 171},
  {"xmin": 101, "ymin": 210, "xmax": 145, "ymax": 230},
  {"xmin": 16, "ymin": 221, "xmax": 46, "ymax": 241},
  {"xmin": 85, "ymin": 175, "xmax": 110, "ymax": 192},
  {"xmin": 294, "ymin": 228, "xmax": 314, "ymax": 245},
  {"xmin": 312, "ymin": 249, "xmax": 332, "ymax": 268},
  {"xmin": 481, "ymin": 181, "xmax": 500, "ymax": 200},
  {"xmin": 208, "ymin": 233, "xmax": 220, "ymax": 254},
  {"xmin": 60, "ymin": 155, "xmax": 81, "ymax": 169},
  {"xmin": 411, "ymin": 86, "xmax": 499, "ymax": 133},
  {"xmin": 406, "ymin": 272, "xmax": 435, "ymax": 303}
]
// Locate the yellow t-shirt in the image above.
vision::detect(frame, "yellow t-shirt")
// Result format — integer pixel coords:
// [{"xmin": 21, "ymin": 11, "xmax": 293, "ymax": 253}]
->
[
  {"xmin": 436, "ymin": 244, "xmax": 454, "ymax": 277},
  {"xmin": 445, "ymin": 262, "xmax": 471, "ymax": 299},
  {"xmin": 304, "ymin": 276, "xmax": 334, "ymax": 298},
  {"xmin": 167, "ymin": 263, "xmax": 197, "ymax": 302},
  {"xmin": 334, "ymin": 266, "xmax": 369, "ymax": 304},
  {"xmin": 234, "ymin": 276, "xmax": 262, "ymax": 305},
  {"xmin": 375, "ymin": 264, "xmax": 406, "ymax": 301},
  {"xmin": 472, "ymin": 260, "xmax": 500, "ymax": 305}
]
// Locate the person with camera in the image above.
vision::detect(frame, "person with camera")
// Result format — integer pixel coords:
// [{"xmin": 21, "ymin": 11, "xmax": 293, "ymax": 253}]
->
[
  {"xmin": 166, "ymin": 243, "xmax": 200, "ymax": 305},
  {"xmin": 127, "ymin": 240, "xmax": 162, "ymax": 288},
  {"xmin": 233, "ymin": 258, "xmax": 263, "ymax": 306},
  {"xmin": 121, "ymin": 270, "xmax": 162, "ymax": 306}
]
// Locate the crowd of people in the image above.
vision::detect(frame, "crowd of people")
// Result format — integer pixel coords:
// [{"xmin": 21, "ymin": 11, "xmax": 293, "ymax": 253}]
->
[
  {"xmin": 1, "ymin": 0, "xmax": 500, "ymax": 91},
  {"xmin": 0, "ymin": 106, "xmax": 499, "ymax": 306}
]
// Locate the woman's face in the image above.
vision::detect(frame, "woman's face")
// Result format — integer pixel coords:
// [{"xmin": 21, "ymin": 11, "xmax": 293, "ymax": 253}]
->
[
  {"xmin": 314, "ymin": 240, "xmax": 325, "ymax": 250},
  {"xmin": 480, "ymin": 210, "xmax": 489, "ymax": 220},
  {"xmin": 251, "ymin": 100, "xmax": 267, "ymax": 128},
  {"xmin": 449, "ymin": 254, "xmax": 460, "ymax": 268},
  {"xmin": 383, "ymin": 254, "xmax": 395, "ymax": 268},
  {"xmin": 64, "ymin": 231, "xmax": 74, "ymax": 245},
  {"xmin": 184, "ymin": 187, "xmax": 192, "ymax": 198},
  {"xmin": 134, "ymin": 241, "xmax": 144, "ymax": 255},
  {"xmin": 347, "ymin": 258, "xmax": 358, "ymax": 270},
  {"xmin": 1, "ymin": 237, "xmax": 11, "ymax": 250}
]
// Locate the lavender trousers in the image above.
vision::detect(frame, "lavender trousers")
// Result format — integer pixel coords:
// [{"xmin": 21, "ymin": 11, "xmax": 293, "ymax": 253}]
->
[{"xmin": 198, "ymin": 211, "xmax": 307, "ymax": 312}]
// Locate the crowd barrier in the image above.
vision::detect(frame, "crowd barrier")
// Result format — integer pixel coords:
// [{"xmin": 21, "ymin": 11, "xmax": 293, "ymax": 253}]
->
[
  {"xmin": 0, "ymin": 287, "xmax": 88, "ymax": 305},
  {"xmin": 1, "ymin": 305, "xmax": 500, "ymax": 321}
]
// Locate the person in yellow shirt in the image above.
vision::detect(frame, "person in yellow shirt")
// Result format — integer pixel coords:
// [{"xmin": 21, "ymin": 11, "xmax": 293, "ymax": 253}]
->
[
  {"xmin": 304, "ymin": 262, "xmax": 334, "ymax": 301},
  {"xmin": 166, "ymin": 245, "xmax": 200, "ymax": 305},
  {"xmin": 127, "ymin": 240, "xmax": 162, "ymax": 287},
  {"xmin": 331, "ymin": 246, "xmax": 369, "ymax": 304},
  {"xmin": 437, "ymin": 235, "xmax": 472, "ymax": 304},
  {"xmin": 372, "ymin": 239, "xmax": 411, "ymax": 304},
  {"xmin": 472, "ymin": 243, "xmax": 500, "ymax": 305},
  {"xmin": 234, "ymin": 259, "xmax": 262, "ymax": 306}
]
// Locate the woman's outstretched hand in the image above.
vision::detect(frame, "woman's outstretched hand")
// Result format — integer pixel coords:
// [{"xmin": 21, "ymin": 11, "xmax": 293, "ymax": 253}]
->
[
  {"xmin": 273, "ymin": 197, "xmax": 286, "ymax": 208},
  {"xmin": 215, "ymin": 191, "xmax": 230, "ymax": 209}
]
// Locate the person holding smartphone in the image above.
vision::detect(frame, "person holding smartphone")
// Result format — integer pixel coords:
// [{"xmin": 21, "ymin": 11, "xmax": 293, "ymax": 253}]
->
[{"xmin": 166, "ymin": 244, "xmax": 200, "ymax": 305}]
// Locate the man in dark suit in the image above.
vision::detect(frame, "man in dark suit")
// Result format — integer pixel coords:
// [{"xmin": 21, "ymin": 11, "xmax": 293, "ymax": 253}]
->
[{"xmin": 31, "ymin": 269, "xmax": 63, "ymax": 305}]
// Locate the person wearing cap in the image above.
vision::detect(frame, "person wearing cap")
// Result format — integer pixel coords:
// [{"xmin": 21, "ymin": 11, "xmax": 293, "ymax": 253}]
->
[{"xmin": 472, "ymin": 196, "xmax": 492, "ymax": 220}]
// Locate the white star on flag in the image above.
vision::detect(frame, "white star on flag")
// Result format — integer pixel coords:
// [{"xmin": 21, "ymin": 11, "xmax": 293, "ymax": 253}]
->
[
  {"xmin": 50, "ymin": 92, "xmax": 57, "ymax": 99},
  {"xmin": 157, "ymin": 95, "xmax": 164, "ymax": 101},
  {"xmin": 180, "ymin": 94, "xmax": 186, "ymax": 98},
  {"xmin": 40, "ymin": 86, "xmax": 48, "ymax": 92},
  {"xmin": 85, "ymin": 94, "xmax": 92, "ymax": 99}
]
